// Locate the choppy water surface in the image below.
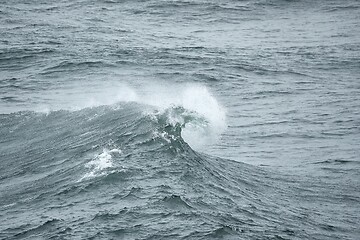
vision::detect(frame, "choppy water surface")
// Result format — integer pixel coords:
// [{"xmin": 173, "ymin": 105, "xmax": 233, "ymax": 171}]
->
[{"xmin": 1, "ymin": 0, "xmax": 359, "ymax": 239}]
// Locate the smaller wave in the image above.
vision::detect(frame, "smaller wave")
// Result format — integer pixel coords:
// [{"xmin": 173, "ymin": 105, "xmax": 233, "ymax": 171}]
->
[
  {"xmin": 312, "ymin": 159, "xmax": 358, "ymax": 165},
  {"xmin": 10, "ymin": 219, "xmax": 62, "ymax": 239},
  {"xmin": 324, "ymin": 4, "xmax": 360, "ymax": 12},
  {"xmin": 40, "ymin": 60, "xmax": 116, "ymax": 75},
  {"xmin": 147, "ymin": 1, "xmax": 203, "ymax": 9},
  {"xmin": 161, "ymin": 195, "xmax": 193, "ymax": 210}
]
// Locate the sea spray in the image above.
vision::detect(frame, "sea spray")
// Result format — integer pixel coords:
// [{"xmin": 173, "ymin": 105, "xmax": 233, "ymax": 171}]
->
[{"xmin": 138, "ymin": 84, "xmax": 227, "ymax": 149}]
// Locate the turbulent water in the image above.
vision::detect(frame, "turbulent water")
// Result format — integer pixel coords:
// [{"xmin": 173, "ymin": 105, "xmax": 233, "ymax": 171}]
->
[{"xmin": 1, "ymin": 0, "xmax": 360, "ymax": 239}]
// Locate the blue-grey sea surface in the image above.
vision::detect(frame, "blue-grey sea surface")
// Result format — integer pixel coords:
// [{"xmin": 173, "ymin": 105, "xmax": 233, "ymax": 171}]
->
[{"xmin": 0, "ymin": 0, "xmax": 359, "ymax": 239}]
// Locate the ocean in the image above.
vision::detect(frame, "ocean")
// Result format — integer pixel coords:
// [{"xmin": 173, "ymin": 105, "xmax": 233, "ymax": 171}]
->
[{"xmin": 0, "ymin": 0, "xmax": 359, "ymax": 239}]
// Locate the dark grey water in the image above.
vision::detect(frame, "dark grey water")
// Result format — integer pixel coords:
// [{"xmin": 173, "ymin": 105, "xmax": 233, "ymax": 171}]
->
[{"xmin": 1, "ymin": 0, "xmax": 360, "ymax": 239}]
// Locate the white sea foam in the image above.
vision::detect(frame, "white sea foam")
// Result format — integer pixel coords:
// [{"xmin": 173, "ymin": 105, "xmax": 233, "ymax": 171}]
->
[
  {"xmin": 80, "ymin": 148, "xmax": 121, "ymax": 180},
  {"xmin": 108, "ymin": 148, "xmax": 122, "ymax": 154}
]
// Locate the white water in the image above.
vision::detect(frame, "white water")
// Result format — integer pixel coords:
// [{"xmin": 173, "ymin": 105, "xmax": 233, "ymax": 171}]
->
[{"xmin": 80, "ymin": 148, "xmax": 122, "ymax": 180}]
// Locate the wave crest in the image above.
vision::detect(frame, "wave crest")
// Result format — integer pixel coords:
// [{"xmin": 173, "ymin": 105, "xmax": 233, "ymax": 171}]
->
[{"xmin": 143, "ymin": 85, "xmax": 226, "ymax": 149}]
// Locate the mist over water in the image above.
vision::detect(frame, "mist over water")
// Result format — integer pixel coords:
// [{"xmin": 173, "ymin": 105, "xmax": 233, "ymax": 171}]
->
[{"xmin": 1, "ymin": 0, "xmax": 360, "ymax": 239}]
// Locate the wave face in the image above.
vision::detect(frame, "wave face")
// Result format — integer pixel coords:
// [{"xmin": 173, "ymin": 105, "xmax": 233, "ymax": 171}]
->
[
  {"xmin": 0, "ymin": 103, "xmax": 271, "ymax": 239},
  {"xmin": 0, "ymin": 104, "xmax": 292, "ymax": 238},
  {"xmin": 1, "ymin": 0, "xmax": 360, "ymax": 239},
  {"xmin": 0, "ymin": 101, "xmax": 357, "ymax": 239}
]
